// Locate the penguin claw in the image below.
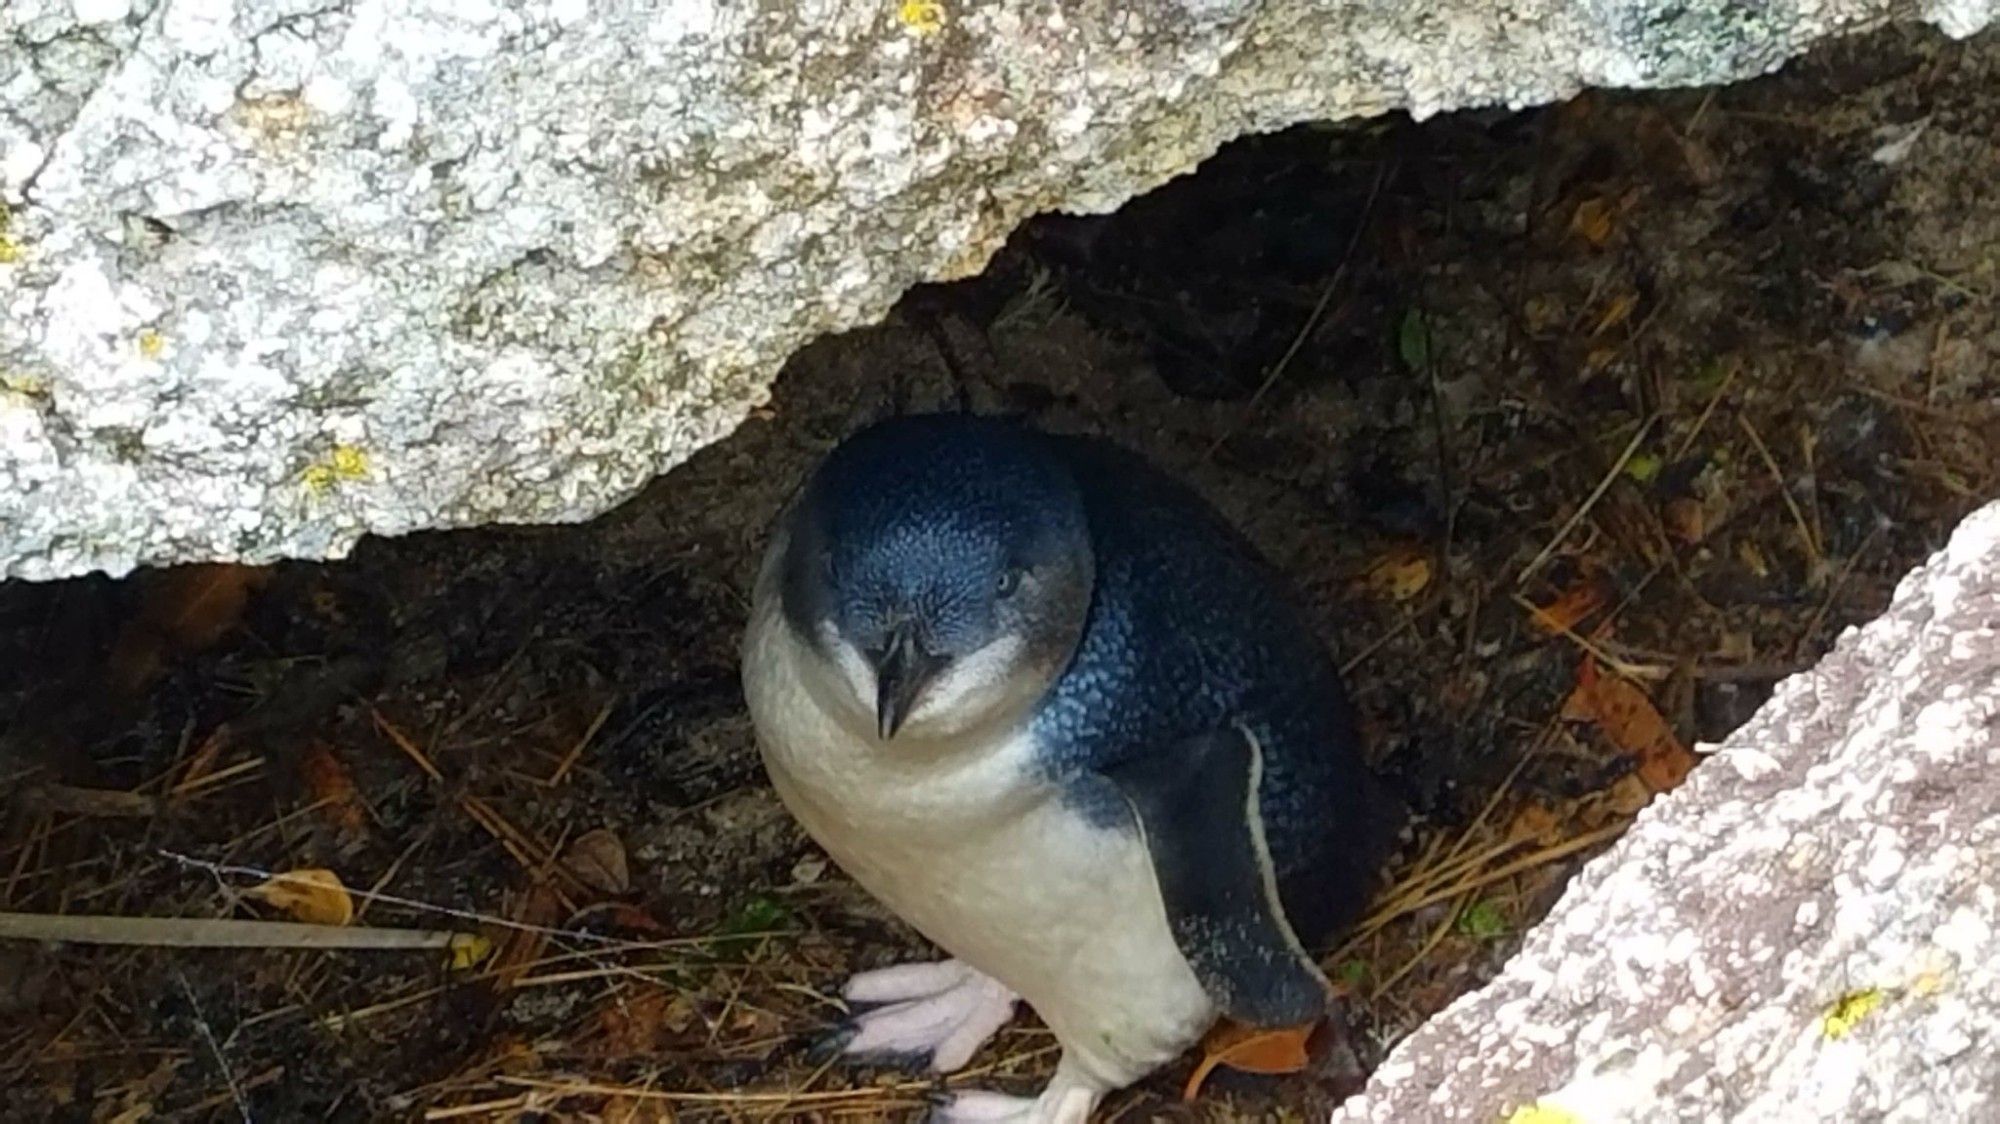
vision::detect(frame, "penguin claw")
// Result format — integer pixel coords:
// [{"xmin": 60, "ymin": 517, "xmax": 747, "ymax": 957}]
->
[
  {"xmin": 806, "ymin": 1024, "xmax": 931, "ymax": 1073},
  {"xmin": 825, "ymin": 959, "xmax": 1020, "ymax": 1073},
  {"xmin": 802, "ymin": 1022, "xmax": 858, "ymax": 1067}
]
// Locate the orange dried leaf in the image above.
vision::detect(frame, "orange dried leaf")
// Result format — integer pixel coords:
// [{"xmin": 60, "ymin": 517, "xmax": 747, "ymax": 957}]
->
[
  {"xmin": 107, "ymin": 563, "xmax": 270, "ymax": 693},
  {"xmin": 148, "ymin": 563, "xmax": 270, "ymax": 648},
  {"xmin": 1662, "ymin": 496, "xmax": 1706, "ymax": 544},
  {"xmin": 1359, "ymin": 546, "xmax": 1432, "ymax": 603},
  {"xmin": 594, "ymin": 988, "xmax": 692, "ymax": 1054},
  {"xmin": 1569, "ymin": 198, "xmax": 1617, "ymax": 247},
  {"xmin": 600, "ymin": 902, "xmax": 673, "ymax": 936},
  {"xmin": 1636, "ymin": 740, "xmax": 1697, "ymax": 792},
  {"xmin": 1606, "ymin": 773, "xmax": 1655, "ymax": 815},
  {"xmin": 1591, "ymin": 292, "xmax": 1640, "ymax": 338},
  {"xmin": 1563, "ymin": 659, "xmax": 1697, "ymax": 794},
  {"xmin": 300, "ymin": 742, "xmax": 367, "ymax": 837},
  {"xmin": 1581, "ymin": 773, "xmax": 1656, "ymax": 828},
  {"xmin": 1508, "ymin": 801, "xmax": 1563, "ymax": 845},
  {"xmin": 1183, "ymin": 1020, "xmax": 1315, "ymax": 1101},
  {"xmin": 1527, "ymin": 578, "xmax": 1608, "ymax": 636},
  {"xmin": 249, "ymin": 868, "xmax": 354, "ymax": 926}
]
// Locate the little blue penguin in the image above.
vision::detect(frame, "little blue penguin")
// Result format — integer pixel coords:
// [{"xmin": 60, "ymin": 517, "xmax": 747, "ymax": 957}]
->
[{"xmin": 742, "ymin": 413, "xmax": 1403, "ymax": 1122}]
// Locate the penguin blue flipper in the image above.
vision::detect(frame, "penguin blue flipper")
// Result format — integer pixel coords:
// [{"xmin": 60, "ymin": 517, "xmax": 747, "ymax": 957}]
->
[{"xmin": 1097, "ymin": 724, "xmax": 1333, "ymax": 1029}]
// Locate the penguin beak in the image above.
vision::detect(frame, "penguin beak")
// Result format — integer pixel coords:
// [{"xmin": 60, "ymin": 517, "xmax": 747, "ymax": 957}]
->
[{"xmin": 873, "ymin": 626, "xmax": 939, "ymax": 741}]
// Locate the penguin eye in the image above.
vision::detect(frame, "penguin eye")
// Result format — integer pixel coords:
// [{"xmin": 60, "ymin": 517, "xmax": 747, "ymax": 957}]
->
[{"xmin": 995, "ymin": 568, "xmax": 1022, "ymax": 598}]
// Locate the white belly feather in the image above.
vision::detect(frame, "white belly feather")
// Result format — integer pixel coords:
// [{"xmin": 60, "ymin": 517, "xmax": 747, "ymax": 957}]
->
[{"xmin": 743, "ymin": 596, "xmax": 1215, "ymax": 1087}]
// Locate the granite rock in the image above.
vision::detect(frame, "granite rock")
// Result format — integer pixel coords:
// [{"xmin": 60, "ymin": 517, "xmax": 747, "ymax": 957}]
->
[
  {"xmin": 2, "ymin": 0, "xmax": 1995, "ymax": 579},
  {"xmin": 1331, "ymin": 498, "xmax": 2000, "ymax": 1124}
]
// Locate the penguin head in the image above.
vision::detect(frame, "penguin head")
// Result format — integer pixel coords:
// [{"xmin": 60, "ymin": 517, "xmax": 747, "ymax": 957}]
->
[{"xmin": 779, "ymin": 414, "xmax": 1094, "ymax": 743}]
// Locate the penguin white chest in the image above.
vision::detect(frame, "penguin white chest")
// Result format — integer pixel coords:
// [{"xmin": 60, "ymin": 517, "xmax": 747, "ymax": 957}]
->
[{"xmin": 743, "ymin": 606, "xmax": 1215, "ymax": 1086}]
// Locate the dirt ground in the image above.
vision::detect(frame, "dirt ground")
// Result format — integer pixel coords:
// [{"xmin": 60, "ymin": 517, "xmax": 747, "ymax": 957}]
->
[{"xmin": 2, "ymin": 22, "xmax": 1998, "ymax": 1124}]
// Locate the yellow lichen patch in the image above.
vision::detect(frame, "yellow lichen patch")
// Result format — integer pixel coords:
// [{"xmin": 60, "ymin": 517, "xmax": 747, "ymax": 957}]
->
[
  {"xmin": 1, "ymin": 372, "xmax": 49, "ymax": 398},
  {"xmin": 0, "ymin": 200, "xmax": 22, "ymax": 264},
  {"xmin": 1506, "ymin": 1104, "xmax": 1584, "ymax": 1124},
  {"xmin": 328, "ymin": 444, "xmax": 368, "ymax": 478},
  {"xmin": 897, "ymin": 0, "xmax": 945, "ymax": 35},
  {"xmin": 301, "ymin": 444, "xmax": 371, "ymax": 495},
  {"xmin": 232, "ymin": 94, "xmax": 312, "ymax": 143},
  {"xmin": 1821, "ymin": 987, "xmax": 1883, "ymax": 1040},
  {"xmin": 137, "ymin": 330, "xmax": 167, "ymax": 360}
]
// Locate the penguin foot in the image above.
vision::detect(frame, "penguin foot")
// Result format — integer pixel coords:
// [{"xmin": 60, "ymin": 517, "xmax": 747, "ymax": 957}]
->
[
  {"xmin": 925, "ymin": 1082, "xmax": 1099, "ymax": 1123},
  {"xmin": 832, "ymin": 958, "xmax": 1019, "ymax": 1072}
]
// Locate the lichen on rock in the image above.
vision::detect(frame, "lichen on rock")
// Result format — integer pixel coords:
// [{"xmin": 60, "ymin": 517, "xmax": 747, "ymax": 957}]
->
[{"xmin": 2, "ymin": 0, "xmax": 1994, "ymax": 579}]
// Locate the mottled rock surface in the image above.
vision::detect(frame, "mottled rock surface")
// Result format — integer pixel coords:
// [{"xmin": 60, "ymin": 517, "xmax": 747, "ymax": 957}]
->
[
  {"xmin": 2, "ymin": 1, "xmax": 1995, "ymax": 580},
  {"xmin": 1332, "ymin": 499, "xmax": 2000, "ymax": 1124}
]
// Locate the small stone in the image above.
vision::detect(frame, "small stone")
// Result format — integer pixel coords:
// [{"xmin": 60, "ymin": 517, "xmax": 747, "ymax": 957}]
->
[{"xmin": 790, "ymin": 854, "xmax": 828, "ymax": 885}]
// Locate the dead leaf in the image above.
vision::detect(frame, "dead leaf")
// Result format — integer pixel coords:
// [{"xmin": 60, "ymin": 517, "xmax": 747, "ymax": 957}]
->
[
  {"xmin": 1526, "ymin": 576, "xmax": 1609, "ymax": 636},
  {"xmin": 562, "ymin": 828, "xmax": 630, "ymax": 896},
  {"xmin": 1357, "ymin": 546, "xmax": 1432, "ymax": 603},
  {"xmin": 1569, "ymin": 198, "xmax": 1617, "ymax": 248},
  {"xmin": 599, "ymin": 902, "xmax": 673, "ymax": 936},
  {"xmin": 1183, "ymin": 1019, "xmax": 1316, "ymax": 1102},
  {"xmin": 300, "ymin": 743, "xmax": 367, "ymax": 839},
  {"xmin": 447, "ymin": 933, "xmax": 494, "ymax": 971},
  {"xmin": 1580, "ymin": 773, "xmax": 1654, "ymax": 829},
  {"xmin": 1562, "ymin": 658, "xmax": 1697, "ymax": 793},
  {"xmin": 1507, "ymin": 801, "xmax": 1563, "ymax": 845},
  {"xmin": 106, "ymin": 564, "xmax": 270, "ymax": 694},
  {"xmin": 593, "ymin": 989, "xmax": 681, "ymax": 1054},
  {"xmin": 249, "ymin": 868, "xmax": 354, "ymax": 926},
  {"xmin": 149, "ymin": 564, "xmax": 268, "ymax": 646},
  {"xmin": 726, "ymin": 1004, "xmax": 784, "ymax": 1044},
  {"xmin": 1662, "ymin": 496, "xmax": 1705, "ymax": 544},
  {"xmin": 1591, "ymin": 292, "xmax": 1640, "ymax": 338}
]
